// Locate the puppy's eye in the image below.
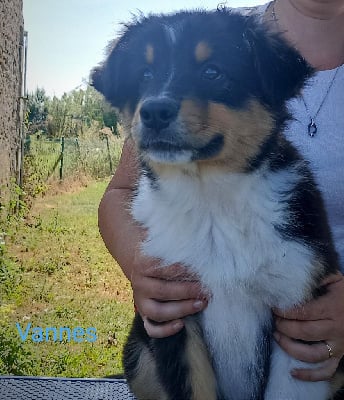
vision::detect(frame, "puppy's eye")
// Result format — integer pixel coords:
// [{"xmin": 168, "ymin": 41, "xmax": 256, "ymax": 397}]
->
[
  {"xmin": 202, "ymin": 66, "xmax": 223, "ymax": 80},
  {"xmin": 142, "ymin": 69, "xmax": 154, "ymax": 82}
]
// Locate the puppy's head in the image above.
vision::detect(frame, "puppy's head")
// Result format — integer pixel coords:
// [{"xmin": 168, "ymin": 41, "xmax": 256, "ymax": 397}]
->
[{"xmin": 92, "ymin": 10, "xmax": 313, "ymax": 171}]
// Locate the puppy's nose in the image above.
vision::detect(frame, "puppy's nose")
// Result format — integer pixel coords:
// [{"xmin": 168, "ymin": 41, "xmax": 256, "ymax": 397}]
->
[{"xmin": 140, "ymin": 99, "xmax": 178, "ymax": 130}]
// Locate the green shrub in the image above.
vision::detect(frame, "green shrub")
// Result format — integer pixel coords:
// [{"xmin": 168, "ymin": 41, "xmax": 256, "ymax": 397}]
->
[{"xmin": 0, "ymin": 324, "xmax": 35, "ymax": 375}]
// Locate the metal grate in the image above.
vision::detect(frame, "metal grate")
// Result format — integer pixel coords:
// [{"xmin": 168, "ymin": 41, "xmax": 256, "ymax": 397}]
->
[{"xmin": 0, "ymin": 376, "xmax": 137, "ymax": 400}]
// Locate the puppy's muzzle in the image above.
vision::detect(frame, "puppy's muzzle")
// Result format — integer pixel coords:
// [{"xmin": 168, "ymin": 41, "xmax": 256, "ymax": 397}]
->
[{"xmin": 140, "ymin": 99, "xmax": 179, "ymax": 131}]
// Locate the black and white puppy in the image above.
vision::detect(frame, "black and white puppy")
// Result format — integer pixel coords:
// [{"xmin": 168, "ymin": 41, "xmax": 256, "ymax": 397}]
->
[{"xmin": 92, "ymin": 9, "xmax": 343, "ymax": 400}]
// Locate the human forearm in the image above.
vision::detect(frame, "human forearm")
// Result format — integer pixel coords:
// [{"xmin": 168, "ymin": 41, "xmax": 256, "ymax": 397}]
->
[{"xmin": 98, "ymin": 187, "xmax": 144, "ymax": 280}]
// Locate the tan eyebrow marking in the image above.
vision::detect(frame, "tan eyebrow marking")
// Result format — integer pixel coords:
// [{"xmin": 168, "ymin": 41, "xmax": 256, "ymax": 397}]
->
[
  {"xmin": 195, "ymin": 41, "xmax": 212, "ymax": 63},
  {"xmin": 145, "ymin": 44, "xmax": 154, "ymax": 64}
]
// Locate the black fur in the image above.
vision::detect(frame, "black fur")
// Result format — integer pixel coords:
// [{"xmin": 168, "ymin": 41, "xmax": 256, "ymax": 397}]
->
[
  {"xmin": 123, "ymin": 314, "xmax": 193, "ymax": 400},
  {"xmin": 153, "ymin": 325, "xmax": 192, "ymax": 400},
  {"xmin": 91, "ymin": 10, "xmax": 313, "ymax": 118}
]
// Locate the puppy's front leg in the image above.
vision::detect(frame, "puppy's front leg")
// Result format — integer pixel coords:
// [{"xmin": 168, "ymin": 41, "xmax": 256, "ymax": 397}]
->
[
  {"xmin": 124, "ymin": 314, "xmax": 217, "ymax": 400},
  {"xmin": 264, "ymin": 341, "xmax": 330, "ymax": 400},
  {"xmin": 123, "ymin": 314, "xmax": 169, "ymax": 400},
  {"xmin": 182, "ymin": 317, "xmax": 218, "ymax": 400}
]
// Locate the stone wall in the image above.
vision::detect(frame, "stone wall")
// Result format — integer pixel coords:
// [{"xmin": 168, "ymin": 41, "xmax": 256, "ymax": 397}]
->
[{"xmin": 0, "ymin": 0, "xmax": 24, "ymax": 202}]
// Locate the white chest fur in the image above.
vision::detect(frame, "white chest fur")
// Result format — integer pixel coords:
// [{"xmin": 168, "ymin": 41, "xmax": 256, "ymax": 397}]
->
[
  {"xmin": 133, "ymin": 166, "xmax": 317, "ymax": 306},
  {"xmin": 132, "ymin": 165, "xmax": 322, "ymax": 398}
]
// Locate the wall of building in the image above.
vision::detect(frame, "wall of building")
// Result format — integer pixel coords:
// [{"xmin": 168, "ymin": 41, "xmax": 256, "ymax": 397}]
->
[{"xmin": 0, "ymin": 0, "xmax": 24, "ymax": 202}]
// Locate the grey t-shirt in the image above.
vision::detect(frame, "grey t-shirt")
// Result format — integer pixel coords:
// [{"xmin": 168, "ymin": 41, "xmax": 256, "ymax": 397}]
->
[
  {"xmin": 286, "ymin": 68, "xmax": 344, "ymax": 270},
  {"xmin": 239, "ymin": 3, "xmax": 344, "ymax": 270}
]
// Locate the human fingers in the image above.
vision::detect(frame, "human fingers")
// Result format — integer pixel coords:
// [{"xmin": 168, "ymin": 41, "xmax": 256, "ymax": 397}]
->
[
  {"xmin": 273, "ymin": 332, "xmax": 335, "ymax": 363},
  {"xmin": 132, "ymin": 274, "xmax": 206, "ymax": 302},
  {"xmin": 273, "ymin": 301, "xmax": 328, "ymax": 321},
  {"xmin": 275, "ymin": 316, "xmax": 334, "ymax": 342},
  {"xmin": 136, "ymin": 296, "xmax": 207, "ymax": 324},
  {"xmin": 320, "ymin": 272, "xmax": 343, "ymax": 287},
  {"xmin": 142, "ymin": 317, "xmax": 184, "ymax": 338},
  {"xmin": 146, "ymin": 263, "xmax": 200, "ymax": 282},
  {"xmin": 273, "ymin": 273, "xmax": 343, "ymax": 321},
  {"xmin": 290, "ymin": 357, "xmax": 340, "ymax": 382}
]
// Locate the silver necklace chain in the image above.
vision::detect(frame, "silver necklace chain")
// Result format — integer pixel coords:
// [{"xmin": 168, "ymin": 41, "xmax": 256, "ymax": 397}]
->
[
  {"xmin": 300, "ymin": 68, "xmax": 340, "ymax": 137},
  {"xmin": 270, "ymin": 0, "xmax": 342, "ymax": 137}
]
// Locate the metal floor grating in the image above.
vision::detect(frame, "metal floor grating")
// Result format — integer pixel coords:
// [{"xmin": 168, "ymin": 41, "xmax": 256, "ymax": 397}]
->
[{"xmin": 0, "ymin": 376, "xmax": 137, "ymax": 400}]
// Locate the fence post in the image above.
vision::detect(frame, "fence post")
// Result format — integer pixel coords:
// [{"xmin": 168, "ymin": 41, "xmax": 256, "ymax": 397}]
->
[
  {"xmin": 59, "ymin": 136, "xmax": 65, "ymax": 180},
  {"xmin": 75, "ymin": 137, "xmax": 80, "ymax": 157},
  {"xmin": 105, "ymin": 135, "xmax": 113, "ymax": 174}
]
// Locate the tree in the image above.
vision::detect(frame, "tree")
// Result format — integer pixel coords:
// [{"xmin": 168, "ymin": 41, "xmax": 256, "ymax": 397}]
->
[
  {"xmin": 47, "ymin": 86, "xmax": 118, "ymax": 137},
  {"xmin": 27, "ymin": 88, "xmax": 49, "ymax": 134},
  {"xmin": 46, "ymin": 95, "xmax": 69, "ymax": 137},
  {"xmin": 82, "ymin": 85, "xmax": 118, "ymax": 131},
  {"xmin": 27, "ymin": 86, "xmax": 119, "ymax": 138}
]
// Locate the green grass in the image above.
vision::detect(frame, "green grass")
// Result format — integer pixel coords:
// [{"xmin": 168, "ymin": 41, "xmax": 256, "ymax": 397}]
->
[{"xmin": 0, "ymin": 179, "xmax": 134, "ymax": 377}]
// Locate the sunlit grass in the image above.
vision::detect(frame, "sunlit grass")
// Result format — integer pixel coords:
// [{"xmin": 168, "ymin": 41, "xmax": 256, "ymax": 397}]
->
[{"xmin": 0, "ymin": 179, "xmax": 134, "ymax": 377}]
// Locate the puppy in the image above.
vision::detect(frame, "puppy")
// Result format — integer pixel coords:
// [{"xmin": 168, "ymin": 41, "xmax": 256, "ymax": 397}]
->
[{"xmin": 92, "ymin": 9, "xmax": 343, "ymax": 400}]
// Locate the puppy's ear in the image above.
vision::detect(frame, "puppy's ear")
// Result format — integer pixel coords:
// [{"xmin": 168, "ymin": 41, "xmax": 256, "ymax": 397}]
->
[
  {"xmin": 90, "ymin": 66, "xmax": 105, "ymax": 95},
  {"xmin": 90, "ymin": 63, "xmax": 120, "ymax": 107},
  {"xmin": 90, "ymin": 40, "xmax": 126, "ymax": 109},
  {"xmin": 244, "ymin": 19, "xmax": 314, "ymax": 108}
]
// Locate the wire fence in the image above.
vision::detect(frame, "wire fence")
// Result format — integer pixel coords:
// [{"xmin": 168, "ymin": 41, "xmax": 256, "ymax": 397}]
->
[{"xmin": 23, "ymin": 132, "xmax": 123, "ymax": 196}]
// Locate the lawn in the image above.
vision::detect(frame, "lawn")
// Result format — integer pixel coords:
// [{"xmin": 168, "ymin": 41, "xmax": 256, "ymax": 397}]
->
[{"xmin": 0, "ymin": 179, "xmax": 134, "ymax": 377}]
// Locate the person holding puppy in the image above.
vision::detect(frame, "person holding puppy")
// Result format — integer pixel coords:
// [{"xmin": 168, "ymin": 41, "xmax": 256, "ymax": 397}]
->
[{"xmin": 98, "ymin": 0, "xmax": 344, "ymax": 385}]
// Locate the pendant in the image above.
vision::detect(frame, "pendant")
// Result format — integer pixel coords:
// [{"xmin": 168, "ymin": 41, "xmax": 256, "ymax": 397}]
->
[{"xmin": 308, "ymin": 118, "xmax": 317, "ymax": 137}]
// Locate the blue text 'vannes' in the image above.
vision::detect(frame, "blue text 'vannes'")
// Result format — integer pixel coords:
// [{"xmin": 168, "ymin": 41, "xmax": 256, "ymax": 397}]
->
[{"xmin": 16, "ymin": 323, "xmax": 97, "ymax": 343}]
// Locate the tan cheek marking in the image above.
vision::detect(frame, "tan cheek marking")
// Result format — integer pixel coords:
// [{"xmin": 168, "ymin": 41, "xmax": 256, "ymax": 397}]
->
[
  {"xmin": 120, "ymin": 105, "xmax": 135, "ymax": 137},
  {"xmin": 179, "ymin": 99, "xmax": 210, "ymax": 137},
  {"xmin": 145, "ymin": 44, "xmax": 154, "ymax": 64},
  {"xmin": 180, "ymin": 99, "xmax": 274, "ymax": 172},
  {"xmin": 206, "ymin": 100, "xmax": 274, "ymax": 170},
  {"xmin": 195, "ymin": 41, "xmax": 212, "ymax": 63},
  {"xmin": 119, "ymin": 101, "xmax": 143, "ymax": 146}
]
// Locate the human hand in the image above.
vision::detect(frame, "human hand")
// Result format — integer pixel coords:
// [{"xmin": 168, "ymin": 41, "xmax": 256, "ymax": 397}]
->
[
  {"xmin": 131, "ymin": 252, "xmax": 208, "ymax": 338},
  {"xmin": 273, "ymin": 273, "xmax": 344, "ymax": 381}
]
